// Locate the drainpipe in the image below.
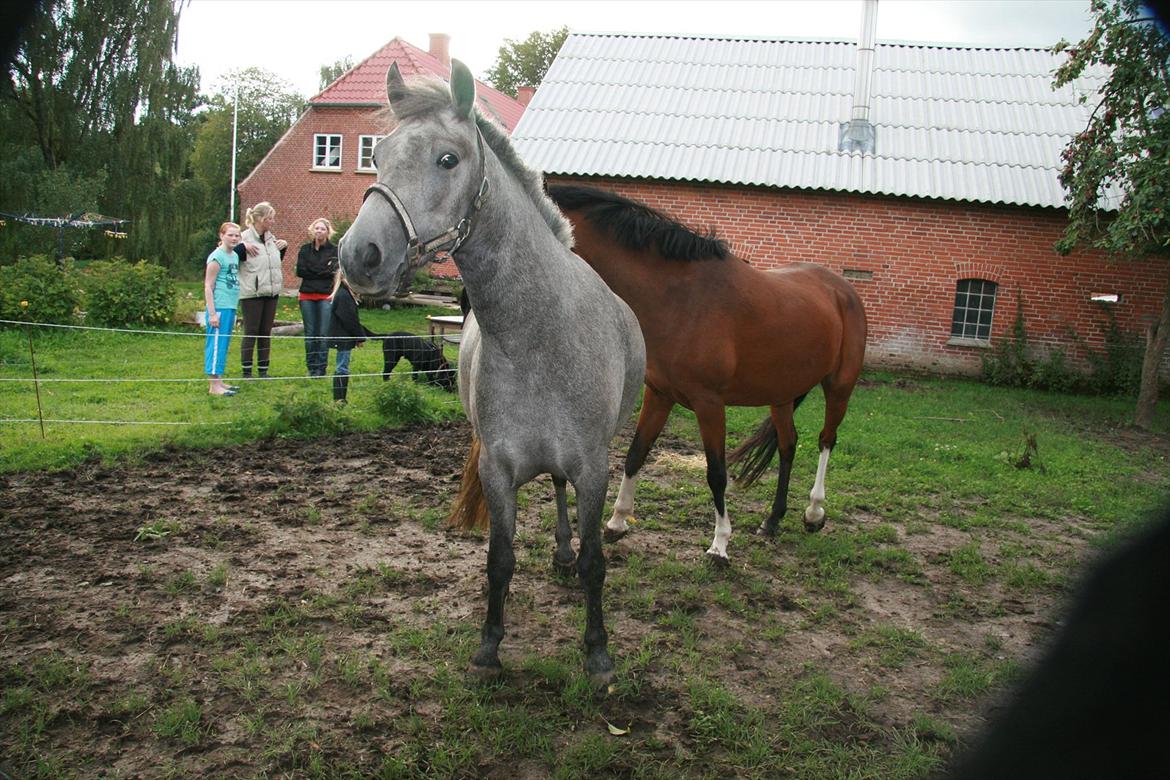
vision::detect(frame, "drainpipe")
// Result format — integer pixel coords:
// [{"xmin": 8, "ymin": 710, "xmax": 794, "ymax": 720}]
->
[{"xmin": 838, "ymin": 0, "xmax": 878, "ymax": 153}]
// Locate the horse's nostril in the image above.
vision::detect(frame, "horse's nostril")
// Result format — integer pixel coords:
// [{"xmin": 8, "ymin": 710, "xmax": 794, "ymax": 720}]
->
[{"xmin": 363, "ymin": 243, "xmax": 382, "ymax": 270}]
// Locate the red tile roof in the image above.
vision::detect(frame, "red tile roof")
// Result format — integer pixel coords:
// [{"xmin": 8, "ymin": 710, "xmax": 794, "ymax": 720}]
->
[{"xmin": 312, "ymin": 37, "xmax": 525, "ymax": 132}]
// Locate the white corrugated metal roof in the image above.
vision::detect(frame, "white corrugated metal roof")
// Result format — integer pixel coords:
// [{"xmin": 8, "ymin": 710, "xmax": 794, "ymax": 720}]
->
[{"xmin": 512, "ymin": 33, "xmax": 1109, "ymax": 208}]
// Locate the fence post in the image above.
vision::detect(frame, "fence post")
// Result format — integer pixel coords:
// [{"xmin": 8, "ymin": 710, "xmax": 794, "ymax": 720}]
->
[{"xmin": 26, "ymin": 326, "xmax": 46, "ymax": 439}]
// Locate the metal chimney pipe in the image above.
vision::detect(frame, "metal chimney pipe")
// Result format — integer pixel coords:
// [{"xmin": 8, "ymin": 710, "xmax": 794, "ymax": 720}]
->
[
  {"xmin": 839, "ymin": 0, "xmax": 878, "ymax": 153},
  {"xmin": 852, "ymin": 0, "xmax": 877, "ymax": 123}
]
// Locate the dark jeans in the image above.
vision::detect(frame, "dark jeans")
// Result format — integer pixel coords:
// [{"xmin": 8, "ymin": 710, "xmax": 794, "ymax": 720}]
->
[
  {"xmin": 240, "ymin": 296, "xmax": 278, "ymax": 374},
  {"xmin": 299, "ymin": 298, "xmax": 333, "ymax": 376}
]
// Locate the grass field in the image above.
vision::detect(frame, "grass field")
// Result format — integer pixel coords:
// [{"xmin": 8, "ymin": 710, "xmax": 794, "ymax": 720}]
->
[{"xmin": 0, "ymin": 284, "xmax": 463, "ymax": 472}]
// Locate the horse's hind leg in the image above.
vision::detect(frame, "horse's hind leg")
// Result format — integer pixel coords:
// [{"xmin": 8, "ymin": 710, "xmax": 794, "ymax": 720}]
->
[
  {"xmin": 471, "ymin": 475, "xmax": 518, "ymax": 677},
  {"xmin": 760, "ymin": 402, "xmax": 798, "ymax": 536},
  {"xmin": 552, "ymin": 476, "xmax": 576, "ymax": 578},
  {"xmin": 575, "ymin": 468, "xmax": 614, "ymax": 686},
  {"xmin": 606, "ymin": 386, "xmax": 673, "ymax": 542},
  {"xmin": 803, "ymin": 381, "xmax": 855, "ymax": 533}
]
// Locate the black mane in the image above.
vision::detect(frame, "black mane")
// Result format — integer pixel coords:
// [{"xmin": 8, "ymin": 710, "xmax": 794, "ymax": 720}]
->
[{"xmin": 547, "ymin": 184, "xmax": 731, "ymax": 262}]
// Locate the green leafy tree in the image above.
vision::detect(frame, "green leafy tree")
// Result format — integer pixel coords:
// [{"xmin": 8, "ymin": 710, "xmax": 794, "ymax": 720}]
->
[
  {"xmin": 2, "ymin": 0, "xmax": 188, "ymax": 169},
  {"xmin": 484, "ymin": 27, "xmax": 568, "ymax": 97},
  {"xmin": 190, "ymin": 68, "xmax": 306, "ymax": 222},
  {"xmin": 319, "ymin": 56, "xmax": 354, "ymax": 92},
  {"xmin": 1054, "ymin": 0, "xmax": 1170, "ymax": 428},
  {"xmin": 1, "ymin": 0, "xmax": 205, "ymax": 266}
]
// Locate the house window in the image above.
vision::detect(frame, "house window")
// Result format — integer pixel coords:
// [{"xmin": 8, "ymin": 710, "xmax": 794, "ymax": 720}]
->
[
  {"xmin": 950, "ymin": 279, "xmax": 998, "ymax": 341},
  {"xmin": 358, "ymin": 135, "xmax": 384, "ymax": 172},
  {"xmin": 313, "ymin": 134, "xmax": 342, "ymax": 169}
]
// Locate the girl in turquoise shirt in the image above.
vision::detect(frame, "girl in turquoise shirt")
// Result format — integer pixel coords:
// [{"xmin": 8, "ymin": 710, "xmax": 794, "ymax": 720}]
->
[{"xmin": 203, "ymin": 222, "xmax": 242, "ymax": 396}]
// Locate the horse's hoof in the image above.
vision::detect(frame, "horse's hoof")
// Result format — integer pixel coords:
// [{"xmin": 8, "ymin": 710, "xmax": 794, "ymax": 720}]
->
[
  {"xmin": 469, "ymin": 658, "xmax": 503, "ymax": 680},
  {"xmin": 603, "ymin": 526, "xmax": 628, "ymax": 544},
  {"xmin": 705, "ymin": 550, "xmax": 731, "ymax": 569},
  {"xmin": 753, "ymin": 523, "xmax": 777, "ymax": 538},
  {"xmin": 803, "ymin": 507, "xmax": 825, "ymax": 533},
  {"xmin": 470, "ymin": 646, "xmax": 502, "ymax": 679},
  {"xmin": 586, "ymin": 652, "xmax": 615, "ymax": 689},
  {"xmin": 553, "ymin": 556, "xmax": 577, "ymax": 579}
]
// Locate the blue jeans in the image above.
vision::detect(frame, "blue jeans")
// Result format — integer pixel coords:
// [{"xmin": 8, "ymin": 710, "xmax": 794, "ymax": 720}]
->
[
  {"xmin": 300, "ymin": 298, "xmax": 333, "ymax": 376},
  {"xmin": 334, "ymin": 349, "xmax": 351, "ymax": 378}
]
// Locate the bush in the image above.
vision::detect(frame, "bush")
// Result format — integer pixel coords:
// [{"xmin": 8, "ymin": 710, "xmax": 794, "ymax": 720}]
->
[
  {"xmin": 981, "ymin": 301, "xmax": 1083, "ymax": 393},
  {"xmin": 271, "ymin": 396, "xmax": 353, "ymax": 439},
  {"xmin": 0, "ymin": 255, "xmax": 82, "ymax": 325},
  {"xmin": 373, "ymin": 378, "xmax": 433, "ymax": 423},
  {"xmin": 1083, "ymin": 314, "xmax": 1144, "ymax": 396},
  {"xmin": 82, "ymin": 259, "xmax": 176, "ymax": 327}
]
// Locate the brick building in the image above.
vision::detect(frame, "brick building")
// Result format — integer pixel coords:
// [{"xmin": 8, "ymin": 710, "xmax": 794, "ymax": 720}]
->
[
  {"xmin": 238, "ymin": 34, "xmax": 528, "ymax": 290},
  {"xmin": 515, "ymin": 31, "xmax": 1170, "ymax": 377}
]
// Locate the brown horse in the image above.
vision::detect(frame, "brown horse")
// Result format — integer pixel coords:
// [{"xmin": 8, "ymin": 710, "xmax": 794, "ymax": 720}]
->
[{"xmin": 548, "ymin": 184, "xmax": 867, "ymax": 563}]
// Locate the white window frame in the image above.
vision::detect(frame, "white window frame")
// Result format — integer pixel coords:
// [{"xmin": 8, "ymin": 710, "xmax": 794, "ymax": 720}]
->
[
  {"xmin": 358, "ymin": 135, "xmax": 384, "ymax": 172},
  {"xmin": 313, "ymin": 134, "xmax": 343, "ymax": 170}
]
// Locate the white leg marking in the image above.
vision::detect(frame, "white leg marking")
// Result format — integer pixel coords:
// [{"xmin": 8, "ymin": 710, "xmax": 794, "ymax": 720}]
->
[
  {"xmin": 706, "ymin": 509, "xmax": 732, "ymax": 560},
  {"xmin": 804, "ymin": 447, "xmax": 831, "ymax": 526},
  {"xmin": 607, "ymin": 473, "xmax": 636, "ymax": 533}
]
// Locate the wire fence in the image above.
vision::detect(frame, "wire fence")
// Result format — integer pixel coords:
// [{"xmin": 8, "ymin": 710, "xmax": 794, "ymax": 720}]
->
[{"xmin": 0, "ymin": 318, "xmax": 463, "ymax": 431}]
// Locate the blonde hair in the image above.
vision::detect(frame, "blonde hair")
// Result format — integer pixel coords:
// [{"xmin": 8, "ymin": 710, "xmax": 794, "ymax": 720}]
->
[
  {"xmin": 244, "ymin": 202, "xmax": 276, "ymax": 228},
  {"xmin": 218, "ymin": 221, "xmax": 240, "ymax": 237},
  {"xmin": 307, "ymin": 217, "xmax": 335, "ymax": 240}
]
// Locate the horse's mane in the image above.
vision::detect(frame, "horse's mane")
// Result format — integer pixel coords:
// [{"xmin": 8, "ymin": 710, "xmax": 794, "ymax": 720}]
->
[
  {"xmin": 546, "ymin": 184, "xmax": 730, "ymax": 262},
  {"xmin": 386, "ymin": 77, "xmax": 573, "ymax": 249}
]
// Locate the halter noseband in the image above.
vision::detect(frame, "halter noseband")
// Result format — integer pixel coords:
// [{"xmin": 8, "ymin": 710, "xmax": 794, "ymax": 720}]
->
[{"xmin": 361, "ymin": 127, "xmax": 490, "ymax": 269}]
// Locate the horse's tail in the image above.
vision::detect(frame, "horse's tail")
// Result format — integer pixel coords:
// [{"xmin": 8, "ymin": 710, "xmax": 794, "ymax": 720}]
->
[
  {"xmin": 727, "ymin": 393, "xmax": 808, "ymax": 486},
  {"xmin": 448, "ymin": 435, "xmax": 489, "ymax": 531}
]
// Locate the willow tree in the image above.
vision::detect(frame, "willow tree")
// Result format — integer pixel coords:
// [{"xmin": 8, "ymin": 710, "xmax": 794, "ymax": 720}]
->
[{"xmin": 1054, "ymin": 0, "xmax": 1170, "ymax": 428}]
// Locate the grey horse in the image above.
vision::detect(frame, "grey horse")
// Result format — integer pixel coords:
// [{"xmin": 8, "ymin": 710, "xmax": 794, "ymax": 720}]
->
[{"xmin": 339, "ymin": 60, "xmax": 645, "ymax": 685}]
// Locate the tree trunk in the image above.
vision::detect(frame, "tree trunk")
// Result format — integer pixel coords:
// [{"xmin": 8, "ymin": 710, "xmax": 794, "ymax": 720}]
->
[{"xmin": 1134, "ymin": 268, "xmax": 1170, "ymax": 429}]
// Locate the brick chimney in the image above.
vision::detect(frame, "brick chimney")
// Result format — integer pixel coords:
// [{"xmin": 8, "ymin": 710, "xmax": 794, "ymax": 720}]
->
[
  {"xmin": 429, "ymin": 33, "xmax": 451, "ymax": 67},
  {"xmin": 516, "ymin": 86, "xmax": 536, "ymax": 107}
]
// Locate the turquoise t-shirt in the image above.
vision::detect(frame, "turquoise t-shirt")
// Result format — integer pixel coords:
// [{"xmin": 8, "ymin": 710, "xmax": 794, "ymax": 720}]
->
[{"xmin": 207, "ymin": 247, "xmax": 240, "ymax": 310}]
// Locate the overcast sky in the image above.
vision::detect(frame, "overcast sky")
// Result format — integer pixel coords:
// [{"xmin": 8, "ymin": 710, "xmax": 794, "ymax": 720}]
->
[{"xmin": 174, "ymin": 0, "xmax": 1095, "ymax": 98}]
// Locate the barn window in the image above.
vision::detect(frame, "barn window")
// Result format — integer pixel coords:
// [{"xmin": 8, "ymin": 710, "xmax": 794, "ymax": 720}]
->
[
  {"xmin": 950, "ymin": 279, "xmax": 998, "ymax": 341},
  {"xmin": 313, "ymin": 134, "xmax": 342, "ymax": 170},
  {"xmin": 358, "ymin": 135, "xmax": 384, "ymax": 172}
]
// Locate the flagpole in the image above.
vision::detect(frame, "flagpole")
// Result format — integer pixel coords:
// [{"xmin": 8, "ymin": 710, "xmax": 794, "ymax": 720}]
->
[{"xmin": 229, "ymin": 75, "xmax": 239, "ymax": 222}]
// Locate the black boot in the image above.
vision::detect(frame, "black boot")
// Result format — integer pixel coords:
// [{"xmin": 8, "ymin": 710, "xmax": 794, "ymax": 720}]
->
[{"xmin": 333, "ymin": 376, "xmax": 348, "ymax": 404}]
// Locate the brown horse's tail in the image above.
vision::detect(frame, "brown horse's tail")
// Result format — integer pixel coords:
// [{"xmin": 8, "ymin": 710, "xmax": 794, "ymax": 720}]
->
[
  {"xmin": 727, "ymin": 393, "xmax": 808, "ymax": 486},
  {"xmin": 448, "ymin": 435, "xmax": 490, "ymax": 531},
  {"xmin": 728, "ymin": 415, "xmax": 778, "ymax": 486}
]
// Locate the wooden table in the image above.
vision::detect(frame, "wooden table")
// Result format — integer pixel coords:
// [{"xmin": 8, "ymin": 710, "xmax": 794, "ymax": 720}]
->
[{"xmin": 427, "ymin": 314, "xmax": 465, "ymax": 344}]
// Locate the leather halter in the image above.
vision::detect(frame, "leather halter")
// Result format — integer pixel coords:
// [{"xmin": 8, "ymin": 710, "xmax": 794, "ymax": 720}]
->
[{"xmin": 361, "ymin": 127, "xmax": 490, "ymax": 267}]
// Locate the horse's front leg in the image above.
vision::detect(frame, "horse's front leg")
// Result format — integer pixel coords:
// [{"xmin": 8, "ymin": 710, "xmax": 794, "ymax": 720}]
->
[
  {"xmin": 606, "ymin": 386, "xmax": 673, "ymax": 542},
  {"xmin": 575, "ymin": 468, "xmax": 614, "ymax": 686},
  {"xmin": 552, "ymin": 476, "xmax": 576, "ymax": 578},
  {"xmin": 471, "ymin": 478, "xmax": 517, "ymax": 677},
  {"xmin": 695, "ymin": 401, "xmax": 732, "ymax": 565}
]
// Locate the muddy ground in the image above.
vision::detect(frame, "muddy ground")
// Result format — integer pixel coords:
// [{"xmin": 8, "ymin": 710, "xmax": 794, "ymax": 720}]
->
[{"xmin": 0, "ymin": 418, "xmax": 1149, "ymax": 778}]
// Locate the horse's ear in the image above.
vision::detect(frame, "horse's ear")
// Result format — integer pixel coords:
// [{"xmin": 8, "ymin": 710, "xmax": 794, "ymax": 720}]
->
[
  {"xmin": 386, "ymin": 62, "xmax": 407, "ymax": 108},
  {"xmin": 449, "ymin": 59, "xmax": 476, "ymax": 119}
]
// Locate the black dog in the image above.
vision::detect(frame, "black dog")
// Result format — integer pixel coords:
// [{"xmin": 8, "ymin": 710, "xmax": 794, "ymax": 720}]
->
[{"xmin": 380, "ymin": 332, "xmax": 457, "ymax": 391}]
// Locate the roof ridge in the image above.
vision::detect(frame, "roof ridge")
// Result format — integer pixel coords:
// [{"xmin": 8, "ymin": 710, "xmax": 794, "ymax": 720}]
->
[{"xmin": 568, "ymin": 30, "xmax": 1058, "ymax": 52}]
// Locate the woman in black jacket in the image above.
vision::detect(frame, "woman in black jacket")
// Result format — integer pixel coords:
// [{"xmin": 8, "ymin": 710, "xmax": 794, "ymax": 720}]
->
[
  {"xmin": 295, "ymin": 218, "xmax": 339, "ymax": 377},
  {"xmin": 327, "ymin": 275, "xmax": 371, "ymax": 404}
]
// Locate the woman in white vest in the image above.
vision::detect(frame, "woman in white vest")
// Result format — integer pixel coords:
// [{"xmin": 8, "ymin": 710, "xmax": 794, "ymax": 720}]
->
[{"xmin": 235, "ymin": 202, "xmax": 287, "ymax": 378}]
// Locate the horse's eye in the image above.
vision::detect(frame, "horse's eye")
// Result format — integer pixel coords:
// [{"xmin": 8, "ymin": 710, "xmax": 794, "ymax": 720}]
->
[{"xmin": 437, "ymin": 152, "xmax": 460, "ymax": 169}]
